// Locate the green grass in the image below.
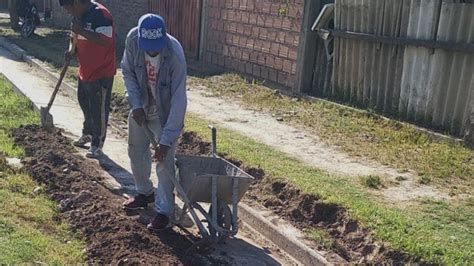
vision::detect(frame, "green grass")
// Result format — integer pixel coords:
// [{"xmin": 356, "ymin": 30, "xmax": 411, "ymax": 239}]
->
[
  {"xmin": 0, "ymin": 76, "xmax": 85, "ymax": 263},
  {"xmin": 305, "ymin": 229, "xmax": 335, "ymax": 250},
  {"xmin": 359, "ymin": 175, "xmax": 383, "ymax": 189},
  {"xmin": 190, "ymin": 74, "xmax": 474, "ymax": 194},
  {"xmin": 185, "ymin": 113, "xmax": 474, "ymax": 264},
  {"xmin": 0, "ymin": 75, "xmax": 38, "ymax": 157}
]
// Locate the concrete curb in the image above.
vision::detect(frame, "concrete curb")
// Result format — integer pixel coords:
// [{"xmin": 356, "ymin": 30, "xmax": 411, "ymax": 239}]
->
[
  {"xmin": 0, "ymin": 37, "xmax": 330, "ymax": 265},
  {"xmin": 239, "ymin": 203, "xmax": 328, "ymax": 265}
]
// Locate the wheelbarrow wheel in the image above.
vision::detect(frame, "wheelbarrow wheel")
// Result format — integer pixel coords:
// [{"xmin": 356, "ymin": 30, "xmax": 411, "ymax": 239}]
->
[{"xmin": 208, "ymin": 204, "xmax": 232, "ymax": 239}]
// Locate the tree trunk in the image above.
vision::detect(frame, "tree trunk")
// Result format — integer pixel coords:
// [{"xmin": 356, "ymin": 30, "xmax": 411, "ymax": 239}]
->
[{"xmin": 9, "ymin": 0, "xmax": 20, "ymax": 31}]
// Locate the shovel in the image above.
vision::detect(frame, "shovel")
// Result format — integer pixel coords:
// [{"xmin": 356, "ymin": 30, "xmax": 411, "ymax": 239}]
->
[{"xmin": 41, "ymin": 35, "xmax": 77, "ymax": 132}]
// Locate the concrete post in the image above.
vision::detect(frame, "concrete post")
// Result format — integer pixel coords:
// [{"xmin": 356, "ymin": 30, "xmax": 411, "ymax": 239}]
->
[
  {"xmin": 294, "ymin": 0, "xmax": 323, "ymax": 93},
  {"xmin": 198, "ymin": 0, "xmax": 209, "ymax": 62}
]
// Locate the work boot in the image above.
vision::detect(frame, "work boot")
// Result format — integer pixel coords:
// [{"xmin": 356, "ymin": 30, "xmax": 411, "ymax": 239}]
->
[
  {"xmin": 86, "ymin": 146, "xmax": 103, "ymax": 159},
  {"xmin": 147, "ymin": 213, "xmax": 170, "ymax": 232},
  {"xmin": 73, "ymin": 134, "xmax": 92, "ymax": 148},
  {"xmin": 122, "ymin": 193, "xmax": 155, "ymax": 210}
]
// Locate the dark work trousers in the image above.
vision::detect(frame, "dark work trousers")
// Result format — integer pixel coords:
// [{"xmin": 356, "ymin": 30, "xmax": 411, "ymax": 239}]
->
[{"xmin": 77, "ymin": 77, "xmax": 114, "ymax": 149}]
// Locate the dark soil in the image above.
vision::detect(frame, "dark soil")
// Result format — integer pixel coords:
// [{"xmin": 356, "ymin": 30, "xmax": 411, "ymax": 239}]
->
[
  {"xmin": 10, "ymin": 125, "xmax": 207, "ymax": 265},
  {"xmin": 111, "ymin": 93, "xmax": 130, "ymax": 122},
  {"xmin": 174, "ymin": 131, "xmax": 422, "ymax": 264}
]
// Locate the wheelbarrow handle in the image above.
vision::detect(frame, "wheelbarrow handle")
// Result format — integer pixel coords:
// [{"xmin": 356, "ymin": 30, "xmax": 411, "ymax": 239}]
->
[{"xmin": 208, "ymin": 125, "xmax": 217, "ymax": 157}]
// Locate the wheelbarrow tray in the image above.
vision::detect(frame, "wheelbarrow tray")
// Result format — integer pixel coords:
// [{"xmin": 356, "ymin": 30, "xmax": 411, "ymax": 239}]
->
[{"xmin": 175, "ymin": 154, "xmax": 254, "ymax": 204}]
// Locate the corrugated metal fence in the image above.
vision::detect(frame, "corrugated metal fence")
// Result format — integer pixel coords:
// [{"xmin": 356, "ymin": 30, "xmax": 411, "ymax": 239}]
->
[
  {"xmin": 314, "ymin": 0, "xmax": 474, "ymax": 137},
  {"xmin": 148, "ymin": 0, "xmax": 202, "ymax": 59}
]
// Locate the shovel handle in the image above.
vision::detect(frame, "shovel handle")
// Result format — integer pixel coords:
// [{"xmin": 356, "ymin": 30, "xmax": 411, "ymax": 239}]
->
[{"xmin": 45, "ymin": 35, "xmax": 77, "ymax": 112}]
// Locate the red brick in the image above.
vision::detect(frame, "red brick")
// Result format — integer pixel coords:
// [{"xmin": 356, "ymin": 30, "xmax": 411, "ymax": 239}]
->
[
  {"xmin": 234, "ymin": 35, "xmax": 241, "ymax": 46},
  {"xmin": 278, "ymin": 72, "xmax": 288, "ymax": 85},
  {"xmin": 229, "ymin": 23, "xmax": 237, "ymax": 33},
  {"xmin": 257, "ymin": 54, "xmax": 266, "ymax": 65},
  {"xmin": 259, "ymin": 28, "xmax": 268, "ymax": 40},
  {"xmin": 262, "ymin": 42, "xmax": 271, "ymax": 53},
  {"xmin": 285, "ymin": 34, "xmax": 298, "ymax": 46},
  {"xmin": 261, "ymin": 67, "xmax": 269, "ymax": 79},
  {"xmin": 282, "ymin": 18, "xmax": 293, "ymax": 30},
  {"xmin": 222, "ymin": 45, "xmax": 229, "ymax": 56},
  {"xmin": 279, "ymin": 45, "xmax": 290, "ymax": 58},
  {"xmin": 286, "ymin": 74, "xmax": 296, "ymax": 88},
  {"xmin": 217, "ymin": 55, "xmax": 225, "ymax": 66},
  {"xmin": 273, "ymin": 18, "xmax": 282, "ymax": 29},
  {"xmin": 237, "ymin": 24, "xmax": 245, "ymax": 34},
  {"xmin": 275, "ymin": 57, "xmax": 284, "ymax": 71},
  {"xmin": 225, "ymin": 34, "xmax": 233, "ymax": 44},
  {"xmin": 286, "ymin": 7, "xmax": 295, "ymax": 18},
  {"xmin": 270, "ymin": 43, "xmax": 280, "ymax": 55},
  {"xmin": 241, "ymin": 12, "xmax": 250, "ymax": 23},
  {"xmin": 249, "ymin": 13, "xmax": 257, "ymax": 24},
  {"xmin": 243, "ymin": 24, "xmax": 253, "ymax": 34},
  {"xmin": 283, "ymin": 59, "xmax": 293, "ymax": 73},
  {"xmin": 277, "ymin": 32, "xmax": 286, "ymax": 43},
  {"xmin": 242, "ymin": 50, "xmax": 250, "ymax": 61},
  {"xmin": 250, "ymin": 52, "xmax": 258, "ymax": 63},
  {"xmin": 288, "ymin": 48, "xmax": 298, "ymax": 60},
  {"xmin": 251, "ymin": 27, "xmax": 259, "ymax": 37},
  {"xmin": 265, "ymin": 55, "xmax": 275, "ymax": 68},
  {"xmin": 270, "ymin": 4, "xmax": 280, "ymax": 14},
  {"xmin": 224, "ymin": 57, "xmax": 232, "ymax": 68},
  {"xmin": 222, "ymin": 9, "xmax": 228, "ymax": 20},
  {"xmin": 246, "ymin": 1, "xmax": 254, "ymax": 11},
  {"xmin": 255, "ymin": 40, "xmax": 265, "ymax": 52},
  {"xmin": 245, "ymin": 63, "xmax": 253, "ymax": 74},
  {"xmin": 205, "ymin": 53, "xmax": 212, "ymax": 63},
  {"xmin": 246, "ymin": 38, "xmax": 255, "ymax": 49},
  {"xmin": 253, "ymin": 65, "xmax": 261, "ymax": 76},
  {"xmin": 232, "ymin": 0, "xmax": 239, "ymax": 8},
  {"xmin": 268, "ymin": 30, "xmax": 277, "ymax": 41},
  {"xmin": 269, "ymin": 69, "xmax": 278, "ymax": 82},
  {"xmin": 257, "ymin": 15, "xmax": 265, "ymax": 26},
  {"xmin": 238, "ymin": 61, "xmax": 246, "ymax": 72},
  {"xmin": 239, "ymin": 36, "xmax": 247, "ymax": 47},
  {"xmin": 264, "ymin": 17, "xmax": 273, "ymax": 27},
  {"xmin": 241, "ymin": 0, "xmax": 249, "ymax": 9},
  {"xmin": 262, "ymin": 2, "xmax": 271, "ymax": 12}
]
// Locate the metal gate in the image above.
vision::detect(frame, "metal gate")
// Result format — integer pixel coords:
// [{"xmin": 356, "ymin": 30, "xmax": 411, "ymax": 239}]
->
[{"xmin": 148, "ymin": 0, "xmax": 202, "ymax": 60}]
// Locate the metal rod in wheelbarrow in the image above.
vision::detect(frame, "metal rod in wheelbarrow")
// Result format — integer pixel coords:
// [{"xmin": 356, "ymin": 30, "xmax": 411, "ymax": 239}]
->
[{"xmin": 209, "ymin": 125, "xmax": 217, "ymax": 157}]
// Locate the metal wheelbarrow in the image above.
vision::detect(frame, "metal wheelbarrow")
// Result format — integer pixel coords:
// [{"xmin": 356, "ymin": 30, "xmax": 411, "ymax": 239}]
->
[{"xmin": 171, "ymin": 126, "xmax": 254, "ymax": 247}]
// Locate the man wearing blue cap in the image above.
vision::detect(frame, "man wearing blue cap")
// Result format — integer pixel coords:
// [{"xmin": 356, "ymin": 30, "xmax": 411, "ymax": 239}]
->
[{"xmin": 121, "ymin": 14, "xmax": 187, "ymax": 232}]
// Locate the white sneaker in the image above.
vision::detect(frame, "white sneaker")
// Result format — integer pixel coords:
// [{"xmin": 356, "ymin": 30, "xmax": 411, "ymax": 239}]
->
[
  {"xmin": 86, "ymin": 146, "xmax": 103, "ymax": 158},
  {"xmin": 73, "ymin": 134, "xmax": 92, "ymax": 148}
]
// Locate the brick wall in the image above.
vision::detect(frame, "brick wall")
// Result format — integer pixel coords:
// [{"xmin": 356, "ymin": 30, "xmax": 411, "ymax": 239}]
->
[
  {"xmin": 103, "ymin": 0, "xmax": 147, "ymax": 45},
  {"xmin": 51, "ymin": 0, "xmax": 71, "ymax": 28},
  {"xmin": 50, "ymin": 0, "xmax": 148, "ymax": 44},
  {"xmin": 204, "ymin": 0, "xmax": 304, "ymax": 89}
]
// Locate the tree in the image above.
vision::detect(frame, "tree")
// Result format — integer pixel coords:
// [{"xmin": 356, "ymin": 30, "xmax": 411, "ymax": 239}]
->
[{"xmin": 9, "ymin": 0, "xmax": 20, "ymax": 31}]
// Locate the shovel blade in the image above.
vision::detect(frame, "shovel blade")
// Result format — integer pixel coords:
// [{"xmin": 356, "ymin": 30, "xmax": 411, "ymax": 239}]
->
[{"xmin": 40, "ymin": 106, "xmax": 54, "ymax": 132}]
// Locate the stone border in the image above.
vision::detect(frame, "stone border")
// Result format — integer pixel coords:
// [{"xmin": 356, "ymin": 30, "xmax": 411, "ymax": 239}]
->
[{"xmin": 0, "ymin": 36, "xmax": 330, "ymax": 266}]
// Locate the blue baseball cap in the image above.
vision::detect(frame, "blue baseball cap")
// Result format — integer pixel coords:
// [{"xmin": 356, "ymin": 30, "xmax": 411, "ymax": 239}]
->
[{"xmin": 138, "ymin": 14, "xmax": 169, "ymax": 52}]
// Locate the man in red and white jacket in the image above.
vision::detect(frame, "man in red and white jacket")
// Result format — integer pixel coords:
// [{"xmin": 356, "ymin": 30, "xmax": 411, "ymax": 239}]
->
[{"xmin": 60, "ymin": 0, "xmax": 116, "ymax": 158}]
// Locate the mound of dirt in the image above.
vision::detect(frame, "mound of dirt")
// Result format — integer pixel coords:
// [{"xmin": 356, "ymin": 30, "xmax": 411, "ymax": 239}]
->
[
  {"xmin": 10, "ymin": 125, "xmax": 206, "ymax": 265},
  {"xmin": 175, "ymin": 131, "xmax": 421, "ymax": 264}
]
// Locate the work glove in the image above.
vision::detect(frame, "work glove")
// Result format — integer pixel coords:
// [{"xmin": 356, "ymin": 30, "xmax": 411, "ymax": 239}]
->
[{"xmin": 132, "ymin": 108, "xmax": 146, "ymax": 126}]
